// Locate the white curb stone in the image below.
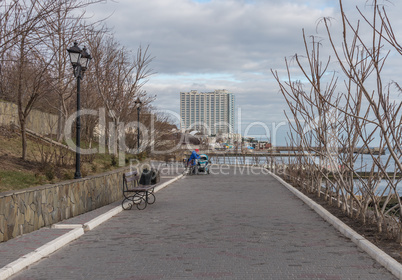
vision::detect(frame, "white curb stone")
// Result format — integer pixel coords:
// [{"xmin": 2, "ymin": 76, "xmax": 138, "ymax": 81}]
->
[
  {"xmin": 0, "ymin": 227, "xmax": 84, "ymax": 280},
  {"xmin": 83, "ymin": 206, "xmax": 123, "ymax": 232},
  {"xmin": 51, "ymin": 224, "xmax": 83, "ymax": 229},
  {"xmin": 154, "ymin": 174, "xmax": 184, "ymax": 193}
]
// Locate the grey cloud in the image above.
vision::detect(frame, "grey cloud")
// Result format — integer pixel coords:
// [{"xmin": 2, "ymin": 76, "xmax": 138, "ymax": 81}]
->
[
  {"xmin": 87, "ymin": 0, "xmax": 402, "ymax": 140},
  {"xmin": 90, "ymin": 0, "xmax": 334, "ymax": 74}
]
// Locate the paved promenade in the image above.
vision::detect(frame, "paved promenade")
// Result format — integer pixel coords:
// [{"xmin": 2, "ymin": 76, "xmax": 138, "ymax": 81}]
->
[{"xmin": 5, "ymin": 165, "xmax": 398, "ymax": 279}]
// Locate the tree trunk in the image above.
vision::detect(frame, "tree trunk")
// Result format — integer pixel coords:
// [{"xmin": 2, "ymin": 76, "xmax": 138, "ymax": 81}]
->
[
  {"xmin": 397, "ymin": 228, "xmax": 402, "ymax": 245},
  {"xmin": 57, "ymin": 98, "xmax": 64, "ymax": 142},
  {"xmin": 20, "ymin": 119, "xmax": 27, "ymax": 160}
]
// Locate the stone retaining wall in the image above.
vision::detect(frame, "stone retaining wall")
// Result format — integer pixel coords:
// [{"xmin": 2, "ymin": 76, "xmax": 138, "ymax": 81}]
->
[
  {"xmin": 0, "ymin": 101, "xmax": 57, "ymax": 135},
  {"xmin": 0, "ymin": 167, "xmax": 129, "ymax": 243}
]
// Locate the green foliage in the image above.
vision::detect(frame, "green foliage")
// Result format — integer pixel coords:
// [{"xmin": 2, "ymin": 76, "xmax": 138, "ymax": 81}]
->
[
  {"xmin": 63, "ymin": 172, "xmax": 74, "ymax": 180},
  {"xmin": 43, "ymin": 165, "xmax": 55, "ymax": 181},
  {"xmin": 136, "ymin": 151, "xmax": 148, "ymax": 161},
  {"xmin": 0, "ymin": 171, "xmax": 44, "ymax": 192},
  {"xmin": 81, "ymin": 164, "xmax": 89, "ymax": 177},
  {"xmin": 111, "ymin": 154, "xmax": 117, "ymax": 166},
  {"xmin": 91, "ymin": 164, "xmax": 98, "ymax": 172}
]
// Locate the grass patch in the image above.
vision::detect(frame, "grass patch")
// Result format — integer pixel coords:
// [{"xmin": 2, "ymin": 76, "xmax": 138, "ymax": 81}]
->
[{"xmin": 0, "ymin": 170, "xmax": 45, "ymax": 192}]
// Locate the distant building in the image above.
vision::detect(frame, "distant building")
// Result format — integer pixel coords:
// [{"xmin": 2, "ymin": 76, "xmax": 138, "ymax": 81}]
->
[{"xmin": 180, "ymin": 89, "xmax": 235, "ymax": 136}]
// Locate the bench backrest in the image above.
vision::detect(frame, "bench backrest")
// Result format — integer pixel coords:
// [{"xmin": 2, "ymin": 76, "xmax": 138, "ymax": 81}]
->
[
  {"xmin": 123, "ymin": 169, "xmax": 160, "ymax": 191},
  {"xmin": 123, "ymin": 171, "xmax": 140, "ymax": 191}
]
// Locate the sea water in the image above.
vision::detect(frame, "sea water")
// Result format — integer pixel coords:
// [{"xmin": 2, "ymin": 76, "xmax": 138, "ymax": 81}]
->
[{"xmin": 211, "ymin": 151, "xmax": 402, "ymax": 195}]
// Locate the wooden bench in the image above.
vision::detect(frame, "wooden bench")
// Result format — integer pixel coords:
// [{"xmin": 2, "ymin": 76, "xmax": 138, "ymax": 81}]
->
[{"xmin": 122, "ymin": 171, "xmax": 157, "ymax": 210}]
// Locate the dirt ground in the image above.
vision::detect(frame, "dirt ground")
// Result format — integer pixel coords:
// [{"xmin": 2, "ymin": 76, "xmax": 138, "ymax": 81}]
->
[
  {"xmin": 302, "ymin": 190, "xmax": 402, "ymax": 264},
  {"xmin": 0, "ymin": 127, "xmax": 36, "ymax": 170},
  {"xmin": 0, "ymin": 154, "xmax": 39, "ymax": 172},
  {"xmin": 0, "ymin": 126, "xmax": 49, "ymax": 173}
]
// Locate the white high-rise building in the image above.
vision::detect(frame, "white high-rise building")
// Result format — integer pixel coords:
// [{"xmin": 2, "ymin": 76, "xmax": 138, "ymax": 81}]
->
[{"xmin": 180, "ymin": 89, "xmax": 235, "ymax": 136}]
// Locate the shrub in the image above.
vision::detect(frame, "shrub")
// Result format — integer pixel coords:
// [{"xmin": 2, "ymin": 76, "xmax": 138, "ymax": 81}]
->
[
  {"xmin": 111, "ymin": 155, "xmax": 117, "ymax": 166},
  {"xmin": 44, "ymin": 165, "xmax": 55, "ymax": 181}
]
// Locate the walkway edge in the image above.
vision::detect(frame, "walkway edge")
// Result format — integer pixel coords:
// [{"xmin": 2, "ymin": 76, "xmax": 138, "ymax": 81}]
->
[
  {"xmin": 154, "ymin": 174, "xmax": 184, "ymax": 193},
  {"xmin": 0, "ymin": 227, "xmax": 84, "ymax": 280},
  {"xmin": 269, "ymin": 171, "xmax": 402, "ymax": 280}
]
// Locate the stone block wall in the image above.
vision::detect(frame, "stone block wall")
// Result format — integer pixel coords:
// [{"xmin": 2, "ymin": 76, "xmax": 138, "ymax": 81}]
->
[
  {"xmin": 0, "ymin": 101, "xmax": 57, "ymax": 135},
  {"xmin": 0, "ymin": 167, "xmax": 128, "ymax": 242}
]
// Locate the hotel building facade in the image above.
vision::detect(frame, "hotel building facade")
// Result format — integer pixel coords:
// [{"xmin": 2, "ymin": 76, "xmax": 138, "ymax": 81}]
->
[{"xmin": 180, "ymin": 89, "xmax": 235, "ymax": 136}]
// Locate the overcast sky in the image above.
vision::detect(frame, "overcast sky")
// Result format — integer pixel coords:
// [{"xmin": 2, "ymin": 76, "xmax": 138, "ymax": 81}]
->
[{"xmin": 86, "ymin": 0, "xmax": 402, "ymax": 144}]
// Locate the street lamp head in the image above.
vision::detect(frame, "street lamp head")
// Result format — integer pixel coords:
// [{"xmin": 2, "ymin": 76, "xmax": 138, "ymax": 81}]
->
[
  {"xmin": 67, "ymin": 41, "xmax": 82, "ymax": 67},
  {"xmin": 135, "ymin": 97, "xmax": 142, "ymax": 106},
  {"xmin": 80, "ymin": 46, "xmax": 92, "ymax": 72}
]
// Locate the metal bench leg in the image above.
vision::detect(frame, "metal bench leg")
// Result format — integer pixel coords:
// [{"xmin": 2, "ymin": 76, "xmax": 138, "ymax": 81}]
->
[
  {"xmin": 122, "ymin": 195, "xmax": 135, "ymax": 210},
  {"xmin": 147, "ymin": 191, "xmax": 156, "ymax": 204},
  {"xmin": 135, "ymin": 192, "xmax": 148, "ymax": 210}
]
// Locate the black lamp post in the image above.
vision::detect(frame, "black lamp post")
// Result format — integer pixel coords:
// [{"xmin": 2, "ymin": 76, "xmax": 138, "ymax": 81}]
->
[
  {"xmin": 67, "ymin": 42, "xmax": 91, "ymax": 179},
  {"xmin": 135, "ymin": 98, "xmax": 142, "ymax": 154}
]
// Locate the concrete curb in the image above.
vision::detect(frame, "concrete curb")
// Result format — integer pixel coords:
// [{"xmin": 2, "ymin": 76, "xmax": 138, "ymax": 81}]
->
[
  {"xmin": 0, "ymin": 227, "xmax": 84, "ymax": 280},
  {"xmin": 269, "ymin": 171, "xmax": 402, "ymax": 280},
  {"xmin": 51, "ymin": 224, "xmax": 83, "ymax": 229},
  {"xmin": 83, "ymin": 206, "xmax": 123, "ymax": 232},
  {"xmin": 0, "ymin": 173, "xmax": 185, "ymax": 280},
  {"xmin": 154, "ymin": 174, "xmax": 184, "ymax": 193}
]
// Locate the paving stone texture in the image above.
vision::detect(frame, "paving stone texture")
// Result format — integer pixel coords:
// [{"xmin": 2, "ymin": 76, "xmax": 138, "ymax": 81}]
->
[{"xmin": 9, "ymin": 166, "xmax": 397, "ymax": 280}]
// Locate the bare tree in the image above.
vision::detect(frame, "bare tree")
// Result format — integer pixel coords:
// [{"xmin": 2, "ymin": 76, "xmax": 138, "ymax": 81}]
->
[
  {"xmin": 41, "ymin": 0, "xmax": 104, "ymax": 142},
  {"xmin": 273, "ymin": 0, "xmax": 402, "ymax": 242},
  {"xmin": 1, "ymin": 0, "xmax": 61, "ymax": 160},
  {"xmin": 322, "ymin": 0, "xmax": 402, "ymax": 239},
  {"xmin": 86, "ymin": 30, "xmax": 154, "ymax": 155}
]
